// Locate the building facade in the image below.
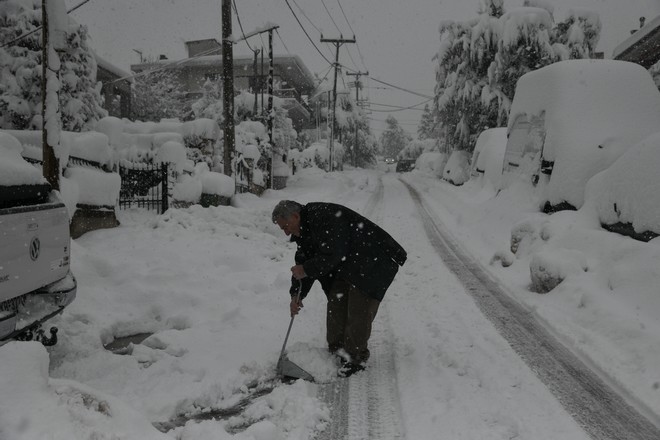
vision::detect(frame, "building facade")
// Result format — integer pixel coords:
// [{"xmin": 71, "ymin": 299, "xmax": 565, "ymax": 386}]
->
[{"xmin": 131, "ymin": 39, "xmax": 317, "ymax": 132}]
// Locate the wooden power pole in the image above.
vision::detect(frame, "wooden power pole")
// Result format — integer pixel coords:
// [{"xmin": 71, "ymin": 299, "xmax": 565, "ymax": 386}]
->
[
  {"xmin": 320, "ymin": 35, "xmax": 355, "ymax": 171},
  {"xmin": 346, "ymin": 71, "xmax": 368, "ymax": 168},
  {"xmin": 42, "ymin": 0, "xmax": 67, "ymax": 191},
  {"xmin": 221, "ymin": 0, "xmax": 234, "ymax": 176}
]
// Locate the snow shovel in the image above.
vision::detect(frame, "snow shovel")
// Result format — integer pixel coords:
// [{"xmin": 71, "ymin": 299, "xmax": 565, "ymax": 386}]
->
[{"xmin": 276, "ymin": 284, "xmax": 315, "ymax": 382}]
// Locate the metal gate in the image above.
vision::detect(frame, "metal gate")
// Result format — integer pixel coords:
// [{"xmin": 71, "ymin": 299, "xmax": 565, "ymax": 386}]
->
[{"xmin": 118, "ymin": 161, "xmax": 169, "ymax": 213}]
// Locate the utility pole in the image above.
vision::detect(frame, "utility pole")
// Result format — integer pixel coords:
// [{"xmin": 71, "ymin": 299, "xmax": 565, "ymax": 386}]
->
[
  {"xmin": 42, "ymin": 0, "xmax": 67, "ymax": 191},
  {"xmin": 346, "ymin": 71, "xmax": 368, "ymax": 168},
  {"xmin": 221, "ymin": 0, "xmax": 234, "ymax": 176},
  {"xmin": 268, "ymin": 28, "xmax": 274, "ymax": 189},
  {"xmin": 252, "ymin": 48, "xmax": 260, "ymax": 116},
  {"xmin": 320, "ymin": 35, "xmax": 355, "ymax": 171}
]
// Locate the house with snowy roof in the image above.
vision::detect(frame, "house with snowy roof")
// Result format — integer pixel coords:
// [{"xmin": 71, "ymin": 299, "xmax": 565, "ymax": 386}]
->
[
  {"xmin": 95, "ymin": 53, "xmax": 132, "ymax": 119},
  {"xmin": 613, "ymin": 15, "xmax": 660, "ymax": 68},
  {"xmin": 130, "ymin": 39, "xmax": 316, "ymax": 133}
]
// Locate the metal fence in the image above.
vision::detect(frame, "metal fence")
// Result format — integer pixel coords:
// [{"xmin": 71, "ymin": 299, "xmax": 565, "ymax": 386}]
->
[{"xmin": 117, "ymin": 161, "xmax": 169, "ymax": 214}]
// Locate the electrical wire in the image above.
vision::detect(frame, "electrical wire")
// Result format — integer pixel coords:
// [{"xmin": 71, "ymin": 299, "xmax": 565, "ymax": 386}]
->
[
  {"xmin": 231, "ymin": 0, "xmax": 254, "ymax": 52},
  {"xmin": 102, "ymin": 44, "xmax": 227, "ymax": 86},
  {"xmin": 321, "ymin": 0, "xmax": 342, "ymax": 34},
  {"xmin": 370, "ymin": 99, "xmax": 431, "ymax": 110},
  {"xmin": 336, "ymin": 0, "xmax": 368, "ymax": 70},
  {"xmin": 1, "ymin": 0, "xmax": 94, "ymax": 49},
  {"xmin": 369, "ymin": 97, "xmax": 433, "ymax": 112},
  {"xmin": 284, "ymin": 0, "xmax": 334, "ymax": 66},
  {"xmin": 275, "ymin": 29, "xmax": 291, "ymax": 55}
]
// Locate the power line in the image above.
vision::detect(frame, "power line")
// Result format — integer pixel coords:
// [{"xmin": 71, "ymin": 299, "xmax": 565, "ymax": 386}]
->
[
  {"xmin": 321, "ymin": 0, "xmax": 342, "ymax": 34},
  {"xmin": 231, "ymin": 0, "xmax": 254, "ymax": 51},
  {"xmin": 370, "ymin": 98, "xmax": 432, "ymax": 111},
  {"xmin": 290, "ymin": 0, "xmax": 322, "ymax": 34},
  {"xmin": 336, "ymin": 0, "xmax": 355, "ymax": 35},
  {"xmin": 275, "ymin": 29, "xmax": 291, "ymax": 54},
  {"xmin": 336, "ymin": 0, "xmax": 368, "ymax": 70},
  {"xmin": 284, "ymin": 0, "xmax": 334, "ymax": 66},
  {"xmin": 102, "ymin": 44, "xmax": 228, "ymax": 86}
]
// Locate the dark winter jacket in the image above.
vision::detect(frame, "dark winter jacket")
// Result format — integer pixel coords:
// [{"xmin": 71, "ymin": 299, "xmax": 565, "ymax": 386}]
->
[{"xmin": 290, "ymin": 202, "xmax": 407, "ymax": 301}]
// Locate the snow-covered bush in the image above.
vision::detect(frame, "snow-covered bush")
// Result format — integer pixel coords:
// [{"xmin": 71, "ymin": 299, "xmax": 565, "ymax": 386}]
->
[{"xmin": 529, "ymin": 248, "xmax": 588, "ymax": 293}]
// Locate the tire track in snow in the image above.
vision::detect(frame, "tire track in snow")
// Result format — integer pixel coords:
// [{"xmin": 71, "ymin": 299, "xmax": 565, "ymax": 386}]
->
[
  {"xmin": 317, "ymin": 174, "xmax": 405, "ymax": 440},
  {"xmin": 402, "ymin": 180, "xmax": 660, "ymax": 440}
]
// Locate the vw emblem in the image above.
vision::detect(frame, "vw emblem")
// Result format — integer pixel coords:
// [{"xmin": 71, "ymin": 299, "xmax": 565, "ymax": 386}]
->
[{"xmin": 29, "ymin": 237, "xmax": 40, "ymax": 261}]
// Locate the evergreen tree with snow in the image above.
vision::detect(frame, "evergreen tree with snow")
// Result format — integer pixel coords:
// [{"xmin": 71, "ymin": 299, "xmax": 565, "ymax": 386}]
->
[
  {"xmin": 132, "ymin": 67, "xmax": 184, "ymax": 122},
  {"xmin": 379, "ymin": 115, "xmax": 412, "ymax": 159},
  {"xmin": 417, "ymin": 104, "xmax": 436, "ymax": 140},
  {"xmin": 433, "ymin": 1, "xmax": 601, "ymax": 153},
  {"xmin": 0, "ymin": 1, "xmax": 106, "ymax": 131},
  {"xmin": 59, "ymin": 24, "xmax": 106, "ymax": 131},
  {"xmin": 190, "ymin": 79, "xmax": 224, "ymax": 126}
]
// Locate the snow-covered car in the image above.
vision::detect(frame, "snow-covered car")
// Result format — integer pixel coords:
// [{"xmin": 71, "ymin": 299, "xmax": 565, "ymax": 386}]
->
[
  {"xmin": 396, "ymin": 159, "xmax": 415, "ymax": 172},
  {"xmin": 0, "ymin": 132, "xmax": 76, "ymax": 346},
  {"xmin": 502, "ymin": 59, "xmax": 660, "ymax": 212},
  {"xmin": 585, "ymin": 131, "xmax": 660, "ymax": 242},
  {"xmin": 470, "ymin": 127, "xmax": 507, "ymax": 190}
]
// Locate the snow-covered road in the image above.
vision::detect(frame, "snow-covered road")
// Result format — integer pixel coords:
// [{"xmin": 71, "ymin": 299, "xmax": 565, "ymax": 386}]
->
[{"xmin": 3, "ymin": 167, "xmax": 659, "ymax": 440}]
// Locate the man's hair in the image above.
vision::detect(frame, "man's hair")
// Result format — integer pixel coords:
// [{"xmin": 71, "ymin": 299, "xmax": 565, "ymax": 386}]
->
[{"xmin": 272, "ymin": 200, "xmax": 303, "ymax": 223}]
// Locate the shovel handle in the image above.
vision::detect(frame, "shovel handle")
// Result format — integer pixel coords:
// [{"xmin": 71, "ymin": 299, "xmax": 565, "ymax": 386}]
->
[{"xmin": 277, "ymin": 282, "xmax": 303, "ymax": 365}]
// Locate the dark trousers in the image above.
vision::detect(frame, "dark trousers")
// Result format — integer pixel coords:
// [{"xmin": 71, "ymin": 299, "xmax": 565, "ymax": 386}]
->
[{"xmin": 326, "ymin": 279, "xmax": 380, "ymax": 364}]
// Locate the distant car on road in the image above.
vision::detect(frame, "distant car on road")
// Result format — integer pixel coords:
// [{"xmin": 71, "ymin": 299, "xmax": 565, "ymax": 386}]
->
[
  {"xmin": 396, "ymin": 159, "xmax": 415, "ymax": 172},
  {"xmin": 384, "ymin": 157, "xmax": 395, "ymax": 164}
]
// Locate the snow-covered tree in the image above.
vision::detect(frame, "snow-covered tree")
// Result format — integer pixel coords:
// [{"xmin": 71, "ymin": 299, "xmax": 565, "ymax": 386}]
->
[
  {"xmin": 132, "ymin": 67, "xmax": 184, "ymax": 122},
  {"xmin": 433, "ymin": 2, "xmax": 600, "ymax": 153},
  {"xmin": 0, "ymin": 0, "xmax": 106, "ymax": 131},
  {"xmin": 379, "ymin": 115, "xmax": 412, "ymax": 159},
  {"xmin": 191, "ymin": 79, "xmax": 223, "ymax": 126},
  {"xmin": 417, "ymin": 104, "xmax": 436, "ymax": 140},
  {"xmin": 554, "ymin": 9, "xmax": 602, "ymax": 59}
]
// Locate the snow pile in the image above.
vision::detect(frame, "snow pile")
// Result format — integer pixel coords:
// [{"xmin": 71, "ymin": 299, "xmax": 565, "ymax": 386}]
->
[
  {"xmin": 508, "ymin": 59, "xmax": 660, "ymax": 208},
  {"xmin": 0, "ymin": 131, "xmax": 44, "ymax": 186},
  {"xmin": 63, "ymin": 167, "xmax": 121, "ymax": 207},
  {"xmin": 442, "ymin": 150, "xmax": 471, "ymax": 185},
  {"xmin": 155, "ymin": 140, "xmax": 188, "ymax": 173},
  {"xmin": 200, "ymin": 171, "xmax": 235, "ymax": 197},
  {"xmin": 415, "ymin": 152, "xmax": 446, "ymax": 178},
  {"xmin": 585, "ymin": 131, "xmax": 660, "ymax": 235},
  {"xmin": 470, "ymin": 127, "xmax": 507, "ymax": 190},
  {"xmin": 0, "ymin": 342, "xmax": 169, "ymax": 440},
  {"xmin": 273, "ymin": 156, "xmax": 290, "ymax": 177},
  {"xmin": 173, "ymin": 174, "xmax": 203, "ymax": 203},
  {"xmin": 70, "ymin": 132, "xmax": 112, "ymax": 165}
]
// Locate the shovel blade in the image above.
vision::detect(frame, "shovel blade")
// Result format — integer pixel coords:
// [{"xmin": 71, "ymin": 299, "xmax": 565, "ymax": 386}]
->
[{"xmin": 278, "ymin": 356, "xmax": 315, "ymax": 382}]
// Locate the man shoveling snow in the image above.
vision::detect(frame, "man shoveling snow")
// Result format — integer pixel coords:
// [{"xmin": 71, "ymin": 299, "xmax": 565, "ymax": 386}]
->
[{"xmin": 272, "ymin": 200, "xmax": 407, "ymax": 377}]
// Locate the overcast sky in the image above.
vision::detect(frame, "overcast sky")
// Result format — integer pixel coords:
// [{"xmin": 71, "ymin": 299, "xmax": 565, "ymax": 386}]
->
[{"xmin": 68, "ymin": 0, "xmax": 660, "ymax": 139}]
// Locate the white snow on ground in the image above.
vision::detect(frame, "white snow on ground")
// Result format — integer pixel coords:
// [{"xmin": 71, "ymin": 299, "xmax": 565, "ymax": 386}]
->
[{"xmin": 1, "ymin": 163, "xmax": 660, "ymax": 439}]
